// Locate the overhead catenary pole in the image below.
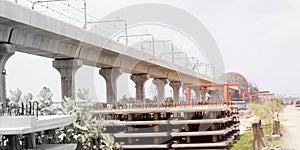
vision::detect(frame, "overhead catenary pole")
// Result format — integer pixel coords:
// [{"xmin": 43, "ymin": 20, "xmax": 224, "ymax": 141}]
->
[
  {"xmin": 118, "ymin": 34, "xmax": 155, "ymax": 55},
  {"xmin": 173, "ymin": 51, "xmax": 189, "ymax": 67},
  {"xmin": 143, "ymin": 40, "xmax": 174, "ymax": 63},
  {"xmin": 83, "ymin": 0, "xmax": 87, "ymax": 29},
  {"xmin": 88, "ymin": 19, "xmax": 128, "ymax": 45},
  {"xmin": 32, "ymin": 0, "xmax": 67, "ymax": 9},
  {"xmin": 32, "ymin": 0, "xmax": 87, "ymax": 30}
]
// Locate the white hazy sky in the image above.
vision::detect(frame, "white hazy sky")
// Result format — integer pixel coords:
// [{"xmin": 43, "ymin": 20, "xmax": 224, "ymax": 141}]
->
[{"xmin": 5, "ymin": 0, "xmax": 300, "ymax": 101}]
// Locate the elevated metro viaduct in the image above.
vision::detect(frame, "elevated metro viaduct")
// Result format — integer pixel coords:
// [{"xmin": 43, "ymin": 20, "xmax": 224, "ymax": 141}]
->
[
  {"xmin": 0, "ymin": 0, "xmax": 237, "ymax": 107},
  {"xmin": 0, "ymin": 1, "xmax": 242, "ymax": 149}
]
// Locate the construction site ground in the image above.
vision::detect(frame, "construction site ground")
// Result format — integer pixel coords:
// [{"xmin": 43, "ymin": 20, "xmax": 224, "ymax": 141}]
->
[{"xmin": 239, "ymin": 105, "xmax": 300, "ymax": 150}]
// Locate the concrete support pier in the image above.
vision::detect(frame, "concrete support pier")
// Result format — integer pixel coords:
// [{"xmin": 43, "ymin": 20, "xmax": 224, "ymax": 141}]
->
[
  {"xmin": 99, "ymin": 68, "xmax": 122, "ymax": 104},
  {"xmin": 128, "ymin": 114, "xmax": 134, "ymax": 144},
  {"xmin": 154, "ymin": 113, "xmax": 160, "ymax": 144},
  {"xmin": 53, "ymin": 58, "xmax": 82, "ymax": 98},
  {"xmin": 193, "ymin": 87, "xmax": 201, "ymax": 101},
  {"xmin": 209, "ymin": 112, "xmax": 218, "ymax": 143},
  {"xmin": 130, "ymin": 74, "xmax": 149, "ymax": 103},
  {"xmin": 184, "ymin": 112, "xmax": 191, "ymax": 143},
  {"xmin": 201, "ymin": 88, "xmax": 207, "ymax": 101},
  {"xmin": 169, "ymin": 81, "xmax": 182, "ymax": 103},
  {"xmin": 210, "ymin": 89, "xmax": 219, "ymax": 101},
  {"xmin": 153, "ymin": 78, "xmax": 168, "ymax": 102},
  {"xmin": 0, "ymin": 44, "xmax": 15, "ymax": 107}
]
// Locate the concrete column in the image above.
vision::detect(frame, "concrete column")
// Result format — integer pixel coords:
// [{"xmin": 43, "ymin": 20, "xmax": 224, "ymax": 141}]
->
[
  {"xmin": 220, "ymin": 88, "xmax": 225, "ymax": 101},
  {"xmin": 184, "ymin": 112, "xmax": 191, "ymax": 143},
  {"xmin": 169, "ymin": 81, "xmax": 182, "ymax": 102},
  {"xmin": 153, "ymin": 78, "xmax": 168, "ymax": 102},
  {"xmin": 193, "ymin": 87, "xmax": 201, "ymax": 101},
  {"xmin": 200, "ymin": 88, "xmax": 207, "ymax": 101},
  {"xmin": 210, "ymin": 89, "xmax": 219, "ymax": 101},
  {"xmin": 130, "ymin": 74, "xmax": 149, "ymax": 103},
  {"xmin": 99, "ymin": 68, "xmax": 122, "ymax": 104},
  {"xmin": 154, "ymin": 113, "xmax": 160, "ymax": 144},
  {"xmin": 53, "ymin": 58, "xmax": 82, "ymax": 98},
  {"xmin": 209, "ymin": 111, "xmax": 217, "ymax": 143},
  {"xmin": 0, "ymin": 44, "xmax": 15, "ymax": 110},
  {"xmin": 211, "ymin": 121, "xmax": 218, "ymax": 143},
  {"xmin": 128, "ymin": 114, "xmax": 134, "ymax": 144}
]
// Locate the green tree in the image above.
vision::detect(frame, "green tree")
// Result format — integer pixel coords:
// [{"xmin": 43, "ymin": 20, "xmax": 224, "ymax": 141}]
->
[
  {"xmin": 165, "ymin": 97, "xmax": 173, "ymax": 103},
  {"xmin": 119, "ymin": 95, "xmax": 135, "ymax": 103},
  {"xmin": 145, "ymin": 98, "xmax": 153, "ymax": 103}
]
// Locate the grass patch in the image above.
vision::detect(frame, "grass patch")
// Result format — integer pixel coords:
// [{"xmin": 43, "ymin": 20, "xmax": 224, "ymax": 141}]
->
[
  {"xmin": 231, "ymin": 100, "xmax": 284, "ymax": 149},
  {"xmin": 269, "ymin": 137, "xmax": 283, "ymax": 148},
  {"xmin": 263, "ymin": 127, "xmax": 283, "ymax": 147},
  {"xmin": 230, "ymin": 131, "xmax": 253, "ymax": 150},
  {"xmin": 230, "ymin": 127, "xmax": 283, "ymax": 150}
]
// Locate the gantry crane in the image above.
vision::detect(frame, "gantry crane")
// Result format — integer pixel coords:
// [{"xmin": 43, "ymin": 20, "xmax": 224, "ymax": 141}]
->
[
  {"xmin": 249, "ymin": 91, "xmax": 271, "ymax": 103},
  {"xmin": 185, "ymin": 83, "xmax": 239, "ymax": 105}
]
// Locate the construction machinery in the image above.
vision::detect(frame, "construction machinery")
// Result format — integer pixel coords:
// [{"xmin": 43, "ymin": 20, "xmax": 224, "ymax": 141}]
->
[{"xmin": 185, "ymin": 83, "xmax": 240, "ymax": 105}]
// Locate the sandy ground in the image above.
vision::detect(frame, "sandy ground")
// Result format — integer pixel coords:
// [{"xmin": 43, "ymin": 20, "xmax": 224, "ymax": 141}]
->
[
  {"xmin": 238, "ymin": 106, "xmax": 300, "ymax": 150},
  {"xmin": 280, "ymin": 105, "xmax": 300, "ymax": 150},
  {"xmin": 239, "ymin": 110, "xmax": 255, "ymax": 135}
]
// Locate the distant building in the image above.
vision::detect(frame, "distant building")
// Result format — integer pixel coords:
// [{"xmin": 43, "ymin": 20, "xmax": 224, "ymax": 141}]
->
[{"xmin": 219, "ymin": 72, "xmax": 259, "ymax": 102}]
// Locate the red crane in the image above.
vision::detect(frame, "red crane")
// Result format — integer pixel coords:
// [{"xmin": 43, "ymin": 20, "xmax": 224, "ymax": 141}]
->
[
  {"xmin": 249, "ymin": 91, "xmax": 270, "ymax": 103},
  {"xmin": 185, "ymin": 83, "xmax": 239, "ymax": 105}
]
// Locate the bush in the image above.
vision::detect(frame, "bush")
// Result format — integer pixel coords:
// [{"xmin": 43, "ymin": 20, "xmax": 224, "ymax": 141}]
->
[
  {"xmin": 249, "ymin": 99, "xmax": 284, "ymax": 126},
  {"xmin": 165, "ymin": 97, "xmax": 173, "ymax": 103},
  {"xmin": 37, "ymin": 88, "xmax": 115, "ymax": 150}
]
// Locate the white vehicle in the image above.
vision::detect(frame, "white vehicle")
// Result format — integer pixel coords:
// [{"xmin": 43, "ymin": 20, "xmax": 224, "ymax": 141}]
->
[{"xmin": 294, "ymin": 99, "xmax": 300, "ymax": 107}]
